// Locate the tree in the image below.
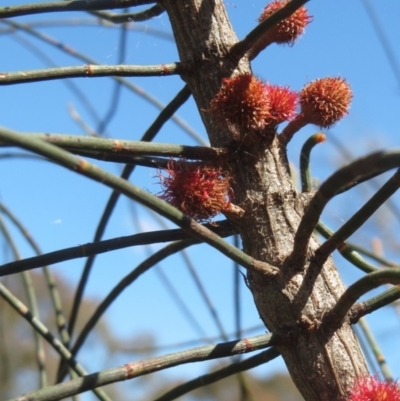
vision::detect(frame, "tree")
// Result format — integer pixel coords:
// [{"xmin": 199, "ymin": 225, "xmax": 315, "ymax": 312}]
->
[{"xmin": 1, "ymin": 1, "xmax": 400, "ymax": 400}]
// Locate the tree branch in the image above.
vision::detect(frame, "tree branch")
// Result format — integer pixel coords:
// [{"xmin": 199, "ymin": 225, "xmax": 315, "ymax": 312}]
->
[
  {"xmin": 0, "ymin": 220, "xmax": 235, "ymax": 276},
  {"xmin": 325, "ymin": 268, "xmax": 400, "ymax": 329},
  {"xmin": 291, "ymin": 150, "xmax": 400, "ymax": 267},
  {"xmin": 0, "ymin": 126, "xmax": 278, "ymax": 277},
  {"xmin": 316, "ymin": 167, "xmax": 400, "ymax": 264},
  {"xmin": 66, "ymin": 84, "xmax": 192, "ymax": 350},
  {"xmin": 0, "ymin": 133, "xmax": 227, "ymax": 160},
  {"xmin": 89, "ymin": 3, "xmax": 164, "ymax": 23},
  {"xmin": 2, "ymin": 20, "xmax": 203, "ymax": 142},
  {"xmin": 230, "ymin": 0, "xmax": 310, "ymax": 62},
  {"xmin": 154, "ymin": 348, "xmax": 281, "ymax": 401},
  {"xmin": 350, "ymin": 286, "xmax": 400, "ymax": 323},
  {"xmin": 0, "ymin": 63, "xmax": 185, "ymax": 85},
  {"xmin": 0, "ymin": 0, "xmax": 156, "ymax": 19},
  {"xmin": 9, "ymin": 333, "xmax": 280, "ymax": 401},
  {"xmin": 0, "ymin": 281, "xmax": 112, "ymax": 401},
  {"xmin": 298, "ymin": 133, "xmax": 396, "ymax": 274}
]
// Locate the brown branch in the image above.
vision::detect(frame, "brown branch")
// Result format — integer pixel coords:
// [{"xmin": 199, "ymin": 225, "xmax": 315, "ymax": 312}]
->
[
  {"xmin": 0, "ymin": 133, "xmax": 227, "ymax": 160},
  {"xmin": 325, "ymin": 269, "xmax": 400, "ymax": 329},
  {"xmin": 0, "ymin": 0, "xmax": 156, "ymax": 19},
  {"xmin": 0, "ymin": 63, "xmax": 185, "ymax": 85},
  {"xmin": 89, "ymin": 3, "xmax": 164, "ymax": 23},
  {"xmin": 10, "ymin": 333, "xmax": 281, "ymax": 401},
  {"xmin": 0, "ymin": 220, "xmax": 236, "ymax": 276},
  {"xmin": 350, "ymin": 286, "xmax": 400, "ymax": 324},
  {"xmin": 230, "ymin": 0, "xmax": 310, "ymax": 62}
]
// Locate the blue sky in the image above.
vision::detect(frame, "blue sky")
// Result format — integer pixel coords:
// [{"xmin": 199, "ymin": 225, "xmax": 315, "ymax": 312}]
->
[{"xmin": 1, "ymin": 0, "xmax": 400, "ymax": 399}]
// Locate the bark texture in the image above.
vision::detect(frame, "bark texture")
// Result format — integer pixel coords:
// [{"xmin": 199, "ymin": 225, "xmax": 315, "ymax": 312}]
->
[{"xmin": 160, "ymin": 1, "xmax": 369, "ymax": 400}]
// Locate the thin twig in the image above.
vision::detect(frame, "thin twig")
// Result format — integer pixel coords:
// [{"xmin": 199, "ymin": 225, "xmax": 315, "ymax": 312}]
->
[
  {"xmin": 0, "ymin": 0, "xmax": 156, "ymax": 19},
  {"xmin": 350, "ymin": 286, "xmax": 400, "ymax": 323},
  {"xmin": 1, "ymin": 20, "xmax": 203, "ymax": 143},
  {"xmin": 299, "ymin": 133, "xmax": 383, "ymax": 274},
  {"xmin": 316, "ymin": 168, "xmax": 400, "ymax": 264},
  {"xmin": 347, "ymin": 242, "xmax": 399, "ymax": 268},
  {"xmin": 0, "ymin": 202, "xmax": 72, "ymax": 350},
  {"xmin": 0, "ymin": 220, "xmax": 235, "ymax": 276},
  {"xmin": 0, "ymin": 216, "xmax": 47, "ymax": 389},
  {"xmin": 326, "ymin": 268, "xmax": 400, "ymax": 328},
  {"xmin": 300, "ymin": 132, "xmax": 326, "ymax": 193},
  {"xmin": 316, "ymin": 222, "xmax": 378, "ymax": 274},
  {"xmin": 0, "ymin": 63, "xmax": 183, "ymax": 85},
  {"xmin": 230, "ymin": 0, "xmax": 310, "ymax": 62},
  {"xmin": 66, "ymin": 84, "xmax": 192, "ymax": 354},
  {"xmin": 153, "ymin": 347, "xmax": 280, "ymax": 401},
  {"xmin": 291, "ymin": 150, "xmax": 400, "ymax": 267},
  {"xmin": 0, "ymin": 133, "xmax": 227, "ymax": 160},
  {"xmin": 97, "ymin": 18, "xmax": 127, "ymax": 134},
  {"xmin": 0, "ymin": 126, "xmax": 278, "ymax": 291},
  {"xmin": 9, "ymin": 333, "xmax": 280, "ymax": 401},
  {"xmin": 0, "ymin": 18, "xmax": 174, "ymax": 41},
  {"xmin": 89, "ymin": 3, "xmax": 164, "ymax": 23},
  {"xmin": 0, "ymin": 281, "xmax": 112, "ymax": 401},
  {"xmin": 66, "ymin": 239, "xmax": 199, "ymax": 380},
  {"xmin": 120, "ymin": 324, "xmax": 264, "ymax": 353},
  {"xmin": 357, "ymin": 317, "xmax": 393, "ymax": 380}
]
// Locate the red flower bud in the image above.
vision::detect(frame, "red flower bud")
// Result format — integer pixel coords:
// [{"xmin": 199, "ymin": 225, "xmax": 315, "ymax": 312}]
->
[
  {"xmin": 348, "ymin": 376, "xmax": 400, "ymax": 401},
  {"xmin": 265, "ymin": 83, "xmax": 298, "ymax": 124},
  {"xmin": 300, "ymin": 77, "xmax": 352, "ymax": 128},
  {"xmin": 158, "ymin": 159, "xmax": 232, "ymax": 222},
  {"xmin": 281, "ymin": 77, "xmax": 352, "ymax": 144},
  {"xmin": 250, "ymin": 0, "xmax": 312, "ymax": 59},
  {"xmin": 210, "ymin": 73, "xmax": 271, "ymax": 137},
  {"xmin": 210, "ymin": 74, "xmax": 298, "ymax": 146}
]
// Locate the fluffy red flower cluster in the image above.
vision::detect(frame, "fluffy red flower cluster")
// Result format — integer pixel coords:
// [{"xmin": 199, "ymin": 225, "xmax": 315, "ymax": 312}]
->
[
  {"xmin": 209, "ymin": 73, "xmax": 297, "ymax": 140},
  {"xmin": 158, "ymin": 159, "xmax": 231, "ymax": 222},
  {"xmin": 250, "ymin": 0, "xmax": 312, "ymax": 59},
  {"xmin": 348, "ymin": 376, "xmax": 400, "ymax": 401},
  {"xmin": 210, "ymin": 73, "xmax": 352, "ymax": 145},
  {"xmin": 282, "ymin": 76, "xmax": 353, "ymax": 143},
  {"xmin": 158, "ymin": 1, "xmax": 352, "ymax": 219}
]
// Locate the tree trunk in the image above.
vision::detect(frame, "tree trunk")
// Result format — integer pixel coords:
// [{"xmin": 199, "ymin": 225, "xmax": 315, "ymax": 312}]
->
[{"xmin": 159, "ymin": 0, "xmax": 369, "ymax": 400}]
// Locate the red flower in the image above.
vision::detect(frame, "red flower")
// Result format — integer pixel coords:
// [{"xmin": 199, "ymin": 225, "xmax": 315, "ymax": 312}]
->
[
  {"xmin": 158, "ymin": 159, "xmax": 232, "ymax": 222},
  {"xmin": 281, "ymin": 77, "xmax": 352, "ymax": 144},
  {"xmin": 210, "ymin": 74, "xmax": 298, "ymax": 144},
  {"xmin": 348, "ymin": 376, "xmax": 400, "ymax": 401},
  {"xmin": 265, "ymin": 84, "xmax": 298, "ymax": 124},
  {"xmin": 300, "ymin": 77, "xmax": 352, "ymax": 128},
  {"xmin": 210, "ymin": 73, "xmax": 271, "ymax": 136},
  {"xmin": 250, "ymin": 0, "xmax": 312, "ymax": 58},
  {"xmin": 259, "ymin": 0, "xmax": 312, "ymax": 45}
]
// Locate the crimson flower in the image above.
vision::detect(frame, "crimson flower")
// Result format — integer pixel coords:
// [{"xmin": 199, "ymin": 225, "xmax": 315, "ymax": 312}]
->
[
  {"xmin": 265, "ymin": 83, "xmax": 298, "ymax": 124},
  {"xmin": 300, "ymin": 77, "xmax": 352, "ymax": 128},
  {"xmin": 281, "ymin": 77, "xmax": 352, "ymax": 143},
  {"xmin": 210, "ymin": 73, "xmax": 271, "ymax": 136},
  {"xmin": 210, "ymin": 74, "xmax": 298, "ymax": 145},
  {"xmin": 348, "ymin": 376, "xmax": 400, "ymax": 401},
  {"xmin": 158, "ymin": 159, "xmax": 232, "ymax": 222},
  {"xmin": 250, "ymin": 0, "xmax": 312, "ymax": 59}
]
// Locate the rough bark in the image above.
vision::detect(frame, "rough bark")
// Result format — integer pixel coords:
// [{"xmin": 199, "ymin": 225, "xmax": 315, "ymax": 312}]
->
[{"xmin": 159, "ymin": 0, "xmax": 369, "ymax": 400}]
